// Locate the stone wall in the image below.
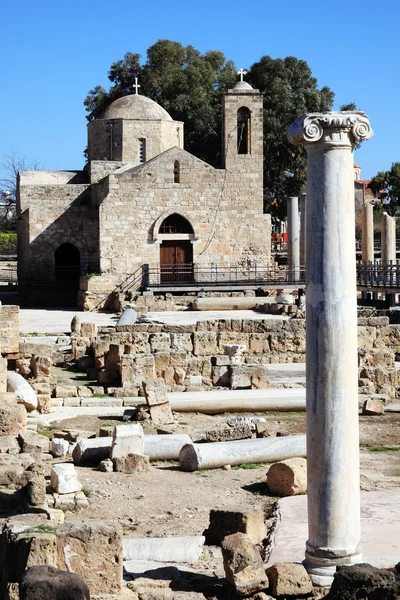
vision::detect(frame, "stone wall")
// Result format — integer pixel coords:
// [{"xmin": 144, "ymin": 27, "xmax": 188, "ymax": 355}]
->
[
  {"xmin": 0, "ymin": 306, "xmax": 19, "ymax": 355},
  {"xmin": 70, "ymin": 316, "xmax": 399, "ymax": 400},
  {"xmin": 17, "ymin": 183, "xmax": 99, "ymax": 281},
  {"xmin": 88, "ymin": 118, "xmax": 184, "ymax": 163}
]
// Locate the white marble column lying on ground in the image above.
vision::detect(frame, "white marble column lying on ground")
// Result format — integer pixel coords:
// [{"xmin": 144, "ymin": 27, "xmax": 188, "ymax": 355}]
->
[
  {"xmin": 287, "ymin": 196, "xmax": 300, "ymax": 281},
  {"xmin": 300, "ymin": 193, "xmax": 306, "ymax": 265},
  {"xmin": 288, "ymin": 111, "xmax": 373, "ymax": 585},
  {"xmin": 362, "ymin": 203, "xmax": 374, "ymax": 262},
  {"xmin": 381, "ymin": 212, "xmax": 396, "ymax": 263}
]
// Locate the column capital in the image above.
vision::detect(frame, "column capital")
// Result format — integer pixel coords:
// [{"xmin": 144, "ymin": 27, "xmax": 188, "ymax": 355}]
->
[{"xmin": 287, "ymin": 111, "xmax": 373, "ymax": 147}]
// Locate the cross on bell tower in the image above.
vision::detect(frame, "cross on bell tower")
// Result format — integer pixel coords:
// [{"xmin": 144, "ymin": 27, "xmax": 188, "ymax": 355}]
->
[
  {"xmin": 237, "ymin": 68, "xmax": 247, "ymax": 82},
  {"xmin": 133, "ymin": 77, "xmax": 140, "ymax": 95}
]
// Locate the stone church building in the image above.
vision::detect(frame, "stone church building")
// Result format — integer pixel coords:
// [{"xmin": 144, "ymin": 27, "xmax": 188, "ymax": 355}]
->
[{"xmin": 17, "ymin": 78, "xmax": 271, "ymax": 308}]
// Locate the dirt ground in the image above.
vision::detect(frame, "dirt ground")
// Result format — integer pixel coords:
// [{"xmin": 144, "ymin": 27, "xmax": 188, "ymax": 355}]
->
[{"xmin": 44, "ymin": 409, "xmax": 400, "ymax": 541}]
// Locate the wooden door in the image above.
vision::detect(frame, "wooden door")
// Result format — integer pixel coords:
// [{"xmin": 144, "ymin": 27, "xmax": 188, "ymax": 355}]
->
[{"xmin": 160, "ymin": 241, "xmax": 193, "ymax": 283}]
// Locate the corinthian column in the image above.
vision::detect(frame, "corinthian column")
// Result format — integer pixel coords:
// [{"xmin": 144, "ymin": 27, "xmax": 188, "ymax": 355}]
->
[{"xmin": 288, "ymin": 111, "xmax": 374, "ymax": 585}]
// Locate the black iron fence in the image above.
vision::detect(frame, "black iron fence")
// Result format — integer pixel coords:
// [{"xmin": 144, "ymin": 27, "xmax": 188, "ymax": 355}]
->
[
  {"xmin": 356, "ymin": 260, "xmax": 400, "ymax": 288},
  {"xmin": 142, "ymin": 263, "xmax": 306, "ymax": 288}
]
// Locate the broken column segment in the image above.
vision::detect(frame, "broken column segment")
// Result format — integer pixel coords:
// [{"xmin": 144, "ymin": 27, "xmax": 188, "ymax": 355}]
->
[{"xmin": 288, "ymin": 110, "xmax": 373, "ymax": 584}]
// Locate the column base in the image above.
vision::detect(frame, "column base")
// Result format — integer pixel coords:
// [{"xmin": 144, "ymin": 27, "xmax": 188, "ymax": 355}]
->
[{"xmin": 304, "ymin": 549, "xmax": 363, "ymax": 587}]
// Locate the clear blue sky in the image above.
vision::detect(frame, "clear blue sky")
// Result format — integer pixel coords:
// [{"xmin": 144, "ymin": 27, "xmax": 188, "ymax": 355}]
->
[{"xmin": 1, "ymin": 0, "xmax": 399, "ymax": 183}]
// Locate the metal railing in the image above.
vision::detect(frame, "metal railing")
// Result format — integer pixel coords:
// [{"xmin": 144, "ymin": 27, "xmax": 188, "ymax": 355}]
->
[
  {"xmin": 357, "ymin": 260, "xmax": 400, "ymax": 288},
  {"xmin": 143, "ymin": 263, "xmax": 306, "ymax": 288}
]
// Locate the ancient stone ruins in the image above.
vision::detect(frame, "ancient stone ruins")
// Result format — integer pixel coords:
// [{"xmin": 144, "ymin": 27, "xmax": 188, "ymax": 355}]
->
[{"xmin": 1, "ymin": 87, "xmax": 399, "ymax": 599}]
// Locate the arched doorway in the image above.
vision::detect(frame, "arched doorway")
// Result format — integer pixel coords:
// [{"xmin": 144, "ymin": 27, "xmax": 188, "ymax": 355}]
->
[
  {"xmin": 54, "ymin": 243, "xmax": 81, "ymax": 283},
  {"xmin": 159, "ymin": 214, "xmax": 194, "ymax": 283}
]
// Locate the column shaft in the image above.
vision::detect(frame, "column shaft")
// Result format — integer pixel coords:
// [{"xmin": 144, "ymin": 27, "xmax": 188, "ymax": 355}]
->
[
  {"xmin": 287, "ymin": 196, "xmax": 300, "ymax": 281},
  {"xmin": 361, "ymin": 204, "xmax": 374, "ymax": 262},
  {"xmin": 300, "ymin": 193, "xmax": 306, "ymax": 265},
  {"xmin": 287, "ymin": 111, "xmax": 373, "ymax": 586}
]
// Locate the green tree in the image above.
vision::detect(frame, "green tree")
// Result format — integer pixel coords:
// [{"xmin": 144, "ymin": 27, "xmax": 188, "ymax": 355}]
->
[
  {"xmin": 84, "ymin": 42, "xmax": 335, "ymax": 219},
  {"xmin": 84, "ymin": 41, "xmax": 237, "ymax": 166},
  {"xmin": 247, "ymin": 56, "xmax": 334, "ymax": 219},
  {"xmin": 0, "ymin": 152, "xmax": 41, "ymax": 231},
  {"xmin": 368, "ymin": 162, "xmax": 400, "ymax": 216}
]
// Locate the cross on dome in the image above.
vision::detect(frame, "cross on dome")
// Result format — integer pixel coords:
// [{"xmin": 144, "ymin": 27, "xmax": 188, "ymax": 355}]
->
[
  {"xmin": 133, "ymin": 77, "xmax": 140, "ymax": 95},
  {"xmin": 237, "ymin": 68, "xmax": 247, "ymax": 82}
]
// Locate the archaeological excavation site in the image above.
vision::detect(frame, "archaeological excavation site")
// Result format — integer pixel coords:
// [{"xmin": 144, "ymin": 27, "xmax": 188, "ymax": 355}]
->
[{"xmin": 1, "ymin": 60, "xmax": 399, "ymax": 600}]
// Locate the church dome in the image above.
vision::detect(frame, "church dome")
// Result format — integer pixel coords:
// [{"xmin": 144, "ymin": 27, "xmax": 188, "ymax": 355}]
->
[
  {"xmin": 233, "ymin": 80, "xmax": 253, "ymax": 90},
  {"xmin": 101, "ymin": 94, "xmax": 173, "ymax": 121}
]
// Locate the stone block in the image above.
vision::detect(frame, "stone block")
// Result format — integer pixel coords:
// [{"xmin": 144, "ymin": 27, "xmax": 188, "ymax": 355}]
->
[
  {"xmin": 249, "ymin": 333, "xmax": 270, "ymax": 353},
  {"xmin": 0, "ymin": 435, "xmax": 20, "ymax": 454},
  {"xmin": 113, "ymin": 452, "xmax": 150, "ymax": 473},
  {"xmin": 80, "ymin": 322, "xmax": 98, "ymax": 338},
  {"xmin": 362, "ymin": 398, "xmax": 385, "ymax": 415},
  {"xmin": 266, "ymin": 457, "xmax": 307, "ymax": 497},
  {"xmin": 324, "ymin": 563, "xmax": 398, "ymax": 599},
  {"xmin": 1, "ymin": 524, "xmax": 58, "ymax": 590},
  {"xmin": 51, "ymin": 463, "xmax": 82, "ymax": 494},
  {"xmin": 77, "ymin": 385, "xmax": 93, "ymax": 397},
  {"xmin": 121, "ymin": 354, "xmax": 155, "ymax": 387},
  {"xmin": 193, "ymin": 332, "xmax": 218, "ymax": 356},
  {"xmin": 149, "ymin": 402, "xmax": 174, "ymax": 427},
  {"xmin": 255, "ymin": 422, "xmax": 271, "ymax": 438},
  {"xmin": 221, "ymin": 532, "xmax": 268, "ymax": 596},
  {"xmin": 266, "ymin": 563, "xmax": 313, "ymax": 597},
  {"xmin": 18, "ymin": 432, "xmax": 50, "ymax": 455},
  {"xmin": 99, "ymin": 458, "xmax": 113, "ymax": 472},
  {"xmin": 170, "ymin": 333, "xmax": 193, "ymax": 352},
  {"xmin": 71, "ymin": 314, "xmax": 81, "ymax": 334},
  {"xmin": 56, "ymin": 520, "xmax": 123, "ymax": 595},
  {"xmin": 205, "ymin": 507, "xmax": 267, "ymax": 546},
  {"xmin": 37, "ymin": 394, "xmax": 52, "ymax": 414},
  {"xmin": 149, "ymin": 333, "xmax": 171, "ymax": 352},
  {"xmin": 63, "ymin": 397, "xmax": 81, "ymax": 407},
  {"xmin": 143, "ymin": 378, "xmax": 168, "ymax": 406},
  {"xmin": 206, "ymin": 424, "xmax": 252, "ymax": 442},
  {"xmin": 55, "ymin": 385, "xmax": 78, "ymax": 398},
  {"xmin": 50, "ymin": 438, "xmax": 69, "ymax": 457},
  {"xmin": 111, "ymin": 423, "xmax": 144, "ymax": 459},
  {"xmin": 20, "ymin": 565, "xmax": 90, "ymax": 600},
  {"xmin": 72, "ymin": 437, "xmax": 112, "ymax": 465},
  {"xmin": 31, "ymin": 356, "xmax": 52, "ymax": 377},
  {"xmin": 0, "ymin": 405, "xmax": 27, "ymax": 436}
]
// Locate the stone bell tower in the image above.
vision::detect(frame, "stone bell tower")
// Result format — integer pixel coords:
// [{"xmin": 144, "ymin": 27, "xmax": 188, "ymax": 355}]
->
[{"xmin": 221, "ymin": 69, "xmax": 264, "ymax": 173}]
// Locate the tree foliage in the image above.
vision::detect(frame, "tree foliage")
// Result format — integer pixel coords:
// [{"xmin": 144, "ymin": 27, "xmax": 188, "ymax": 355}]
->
[
  {"xmin": 84, "ymin": 40, "xmax": 335, "ymax": 219},
  {"xmin": 0, "ymin": 152, "xmax": 41, "ymax": 231},
  {"xmin": 368, "ymin": 162, "xmax": 400, "ymax": 216}
]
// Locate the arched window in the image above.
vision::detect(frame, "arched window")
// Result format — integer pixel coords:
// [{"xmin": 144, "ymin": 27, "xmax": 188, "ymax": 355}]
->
[
  {"xmin": 54, "ymin": 243, "xmax": 80, "ymax": 283},
  {"xmin": 174, "ymin": 160, "xmax": 180, "ymax": 183},
  {"xmin": 159, "ymin": 213, "xmax": 194, "ymax": 234},
  {"xmin": 237, "ymin": 107, "xmax": 251, "ymax": 154}
]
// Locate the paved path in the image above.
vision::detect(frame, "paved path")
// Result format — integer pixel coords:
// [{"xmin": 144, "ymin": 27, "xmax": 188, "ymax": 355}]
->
[
  {"xmin": 19, "ymin": 309, "xmax": 119, "ymax": 334},
  {"xmin": 265, "ymin": 491, "xmax": 400, "ymax": 569}
]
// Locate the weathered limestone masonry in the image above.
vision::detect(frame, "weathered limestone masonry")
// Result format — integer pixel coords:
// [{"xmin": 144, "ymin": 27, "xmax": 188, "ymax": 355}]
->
[
  {"xmin": 0, "ymin": 305, "xmax": 20, "ymax": 393},
  {"xmin": 17, "ymin": 81, "xmax": 271, "ymax": 310},
  {"xmin": 63, "ymin": 315, "xmax": 399, "ymax": 401},
  {"xmin": 288, "ymin": 110, "xmax": 374, "ymax": 585}
]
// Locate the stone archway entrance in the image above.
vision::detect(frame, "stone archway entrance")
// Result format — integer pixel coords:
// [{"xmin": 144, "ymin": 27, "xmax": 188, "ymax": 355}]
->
[
  {"xmin": 158, "ymin": 214, "xmax": 194, "ymax": 283},
  {"xmin": 54, "ymin": 243, "xmax": 81, "ymax": 283}
]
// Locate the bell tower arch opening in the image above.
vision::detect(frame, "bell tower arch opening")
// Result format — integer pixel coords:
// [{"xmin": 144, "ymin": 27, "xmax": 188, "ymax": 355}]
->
[{"xmin": 237, "ymin": 107, "xmax": 251, "ymax": 154}]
